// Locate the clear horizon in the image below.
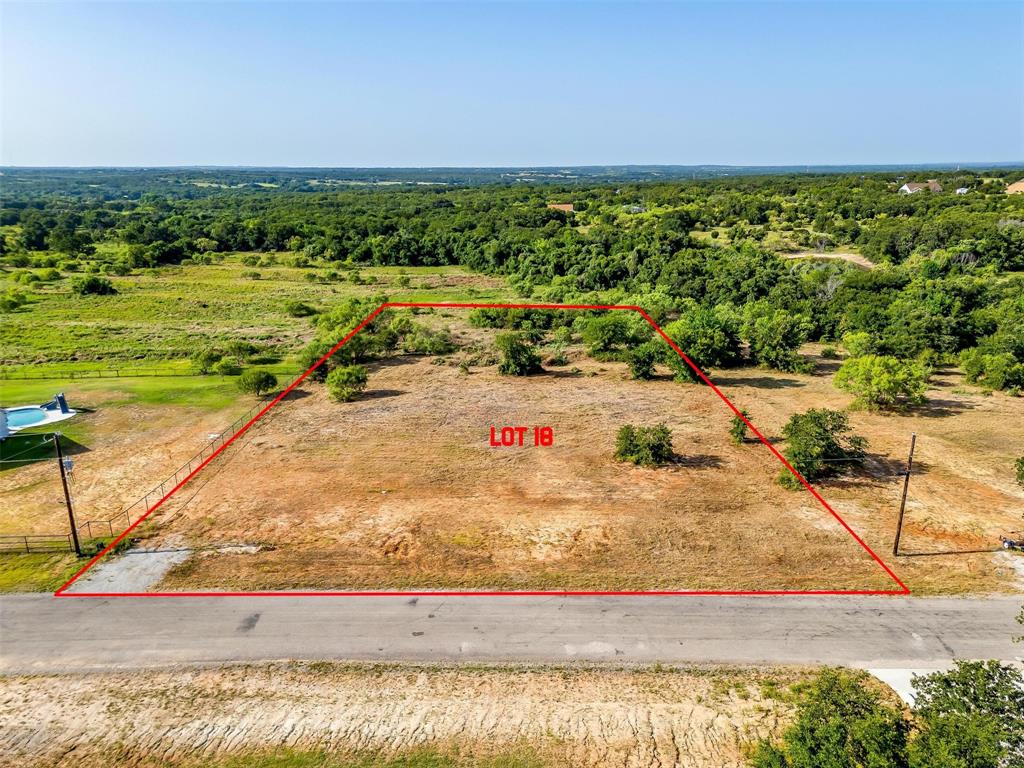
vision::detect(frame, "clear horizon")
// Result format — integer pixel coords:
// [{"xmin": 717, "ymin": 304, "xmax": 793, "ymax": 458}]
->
[{"xmin": 2, "ymin": 1, "xmax": 1022, "ymax": 167}]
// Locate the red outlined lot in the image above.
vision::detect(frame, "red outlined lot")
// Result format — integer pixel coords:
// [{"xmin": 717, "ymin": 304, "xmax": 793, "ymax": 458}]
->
[{"xmin": 55, "ymin": 302, "xmax": 910, "ymax": 598}]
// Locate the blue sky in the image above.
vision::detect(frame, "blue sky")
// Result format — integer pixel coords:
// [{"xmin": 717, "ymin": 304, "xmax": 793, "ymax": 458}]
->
[{"xmin": 2, "ymin": 1, "xmax": 1021, "ymax": 167}]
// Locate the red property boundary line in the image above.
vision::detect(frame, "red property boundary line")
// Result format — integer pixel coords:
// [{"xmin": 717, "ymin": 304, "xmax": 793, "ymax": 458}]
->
[{"xmin": 55, "ymin": 302, "xmax": 910, "ymax": 598}]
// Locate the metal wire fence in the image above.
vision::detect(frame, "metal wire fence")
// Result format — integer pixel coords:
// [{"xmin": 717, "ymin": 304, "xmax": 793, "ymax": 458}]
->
[
  {"xmin": 0, "ymin": 533, "xmax": 76, "ymax": 554},
  {"xmin": 73, "ymin": 394, "xmax": 275, "ymax": 541}
]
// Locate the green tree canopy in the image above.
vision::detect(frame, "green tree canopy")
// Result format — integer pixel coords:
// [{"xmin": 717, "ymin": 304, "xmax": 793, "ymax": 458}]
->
[{"xmin": 834, "ymin": 355, "xmax": 929, "ymax": 409}]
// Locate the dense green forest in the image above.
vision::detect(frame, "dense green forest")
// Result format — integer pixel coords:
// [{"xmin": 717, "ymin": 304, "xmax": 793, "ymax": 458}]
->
[{"xmin": 2, "ymin": 168, "xmax": 1023, "ymax": 390}]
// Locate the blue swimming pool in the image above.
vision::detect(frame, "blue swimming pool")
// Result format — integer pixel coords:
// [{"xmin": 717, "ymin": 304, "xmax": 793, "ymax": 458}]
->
[{"xmin": 5, "ymin": 407, "xmax": 47, "ymax": 428}]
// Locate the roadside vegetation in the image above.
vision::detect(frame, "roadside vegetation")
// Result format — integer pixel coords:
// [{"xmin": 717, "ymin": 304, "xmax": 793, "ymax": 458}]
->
[{"xmin": 752, "ymin": 662, "xmax": 1024, "ymax": 768}]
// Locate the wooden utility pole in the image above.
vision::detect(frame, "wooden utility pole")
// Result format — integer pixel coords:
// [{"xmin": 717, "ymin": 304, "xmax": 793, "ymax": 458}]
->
[
  {"xmin": 892, "ymin": 432, "xmax": 917, "ymax": 556},
  {"xmin": 53, "ymin": 433, "xmax": 81, "ymax": 556}
]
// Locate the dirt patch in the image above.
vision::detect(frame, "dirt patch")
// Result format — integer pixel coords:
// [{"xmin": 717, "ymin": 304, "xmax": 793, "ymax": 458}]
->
[
  {"xmin": 147, "ymin": 347, "xmax": 898, "ymax": 592},
  {"xmin": 781, "ymin": 251, "xmax": 875, "ymax": 269},
  {"xmin": 0, "ymin": 663, "xmax": 807, "ymax": 768}
]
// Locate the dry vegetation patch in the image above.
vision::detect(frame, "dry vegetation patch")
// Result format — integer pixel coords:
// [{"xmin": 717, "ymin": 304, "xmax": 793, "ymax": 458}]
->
[{"xmin": 0, "ymin": 662, "xmax": 810, "ymax": 768}]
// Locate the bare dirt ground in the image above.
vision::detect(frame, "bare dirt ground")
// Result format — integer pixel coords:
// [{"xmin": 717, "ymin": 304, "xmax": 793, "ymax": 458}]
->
[
  {"xmin": 781, "ymin": 251, "xmax": 875, "ymax": 269},
  {"xmin": 148, "ymin": 343, "xmax": 901, "ymax": 592},
  {"xmin": 0, "ymin": 398, "xmax": 244, "ymax": 537},
  {"xmin": 0, "ymin": 663, "xmax": 810, "ymax": 768}
]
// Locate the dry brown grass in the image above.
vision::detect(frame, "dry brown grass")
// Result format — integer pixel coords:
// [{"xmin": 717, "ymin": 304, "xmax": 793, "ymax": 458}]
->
[{"xmin": 152, "ymin": 344, "xmax": 906, "ymax": 592}]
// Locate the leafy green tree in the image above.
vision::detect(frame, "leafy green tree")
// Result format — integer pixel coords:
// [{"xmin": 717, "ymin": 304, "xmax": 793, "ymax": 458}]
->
[
  {"xmin": 909, "ymin": 712, "xmax": 1004, "ymax": 768},
  {"xmin": 614, "ymin": 424, "xmax": 673, "ymax": 467},
  {"xmin": 834, "ymin": 355, "xmax": 929, "ymax": 409},
  {"xmin": 496, "ymin": 332, "xmax": 542, "ymax": 376},
  {"xmin": 628, "ymin": 341, "xmax": 660, "ymax": 379},
  {"xmin": 213, "ymin": 358, "xmax": 242, "ymax": 376},
  {"xmin": 236, "ymin": 369, "xmax": 277, "ymax": 396},
  {"xmin": 778, "ymin": 409, "xmax": 867, "ymax": 488},
  {"xmin": 581, "ymin": 313, "xmax": 633, "ymax": 356},
  {"xmin": 842, "ymin": 331, "xmax": 875, "ymax": 358},
  {"xmin": 729, "ymin": 410, "xmax": 751, "ymax": 444},
  {"xmin": 909, "ymin": 662, "xmax": 1024, "ymax": 768},
  {"xmin": 960, "ymin": 349, "xmax": 1024, "ymax": 392},
  {"xmin": 191, "ymin": 346, "xmax": 223, "ymax": 374},
  {"xmin": 751, "ymin": 669, "xmax": 908, "ymax": 768},
  {"xmin": 325, "ymin": 364, "xmax": 368, "ymax": 402},
  {"xmin": 661, "ymin": 302, "xmax": 742, "ymax": 382},
  {"xmin": 742, "ymin": 301, "xmax": 812, "ymax": 373}
]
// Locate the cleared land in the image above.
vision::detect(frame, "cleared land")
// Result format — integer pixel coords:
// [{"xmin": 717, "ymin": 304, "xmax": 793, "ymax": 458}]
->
[
  {"xmin": 142, "ymin": 334, "xmax": 899, "ymax": 592},
  {"xmin": 0, "ymin": 662, "xmax": 816, "ymax": 768}
]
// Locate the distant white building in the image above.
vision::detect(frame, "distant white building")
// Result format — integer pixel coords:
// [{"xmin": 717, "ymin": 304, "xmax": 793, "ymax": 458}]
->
[
  {"xmin": 955, "ymin": 187, "xmax": 969, "ymax": 195},
  {"xmin": 899, "ymin": 180, "xmax": 943, "ymax": 194}
]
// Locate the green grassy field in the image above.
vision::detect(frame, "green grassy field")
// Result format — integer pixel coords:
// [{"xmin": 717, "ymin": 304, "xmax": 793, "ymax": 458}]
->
[
  {"xmin": 1, "ymin": 256, "xmax": 510, "ymax": 365},
  {"xmin": 2, "ymin": 373, "xmax": 249, "ymax": 411}
]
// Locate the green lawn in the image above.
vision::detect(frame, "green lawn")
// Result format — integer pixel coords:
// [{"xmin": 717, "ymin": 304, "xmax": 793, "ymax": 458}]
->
[
  {"xmin": 0, "ymin": 551, "xmax": 86, "ymax": 592},
  {"xmin": 2, "ymin": 373, "xmax": 255, "ymax": 410}
]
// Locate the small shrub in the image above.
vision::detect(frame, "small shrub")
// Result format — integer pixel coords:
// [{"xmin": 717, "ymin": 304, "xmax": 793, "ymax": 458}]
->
[
  {"xmin": 779, "ymin": 408, "xmax": 867, "ymax": 488},
  {"xmin": 401, "ymin": 326, "xmax": 456, "ymax": 355},
  {"xmin": 236, "ymin": 369, "xmax": 277, "ymax": 395},
  {"xmin": 841, "ymin": 331, "xmax": 875, "ymax": 358},
  {"xmin": 496, "ymin": 332, "xmax": 542, "ymax": 376},
  {"xmin": 729, "ymin": 410, "xmax": 751, "ymax": 445},
  {"xmin": 1016, "ymin": 456, "xmax": 1024, "ymax": 488},
  {"xmin": 582, "ymin": 314, "xmax": 633, "ymax": 356},
  {"xmin": 0, "ymin": 288, "xmax": 29, "ymax": 313},
  {"xmin": 223, "ymin": 340, "xmax": 259, "ymax": 361},
  {"xmin": 72, "ymin": 275, "xmax": 116, "ymax": 296},
  {"xmin": 284, "ymin": 300, "xmax": 317, "ymax": 318},
  {"xmin": 191, "ymin": 346, "xmax": 224, "ymax": 374},
  {"xmin": 241, "ymin": 270, "xmax": 261, "ymax": 280},
  {"xmin": 821, "ymin": 346, "xmax": 838, "ymax": 359},
  {"xmin": 544, "ymin": 342, "xmax": 568, "ymax": 366},
  {"xmin": 213, "ymin": 359, "xmax": 242, "ymax": 376},
  {"xmin": 326, "ymin": 364, "xmax": 368, "ymax": 402},
  {"xmin": 614, "ymin": 423, "xmax": 673, "ymax": 467},
  {"xmin": 628, "ymin": 342, "xmax": 660, "ymax": 380}
]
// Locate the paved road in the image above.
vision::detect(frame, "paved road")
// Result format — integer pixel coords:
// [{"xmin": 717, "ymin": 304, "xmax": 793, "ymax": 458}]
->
[{"xmin": 1, "ymin": 594, "xmax": 1021, "ymax": 674}]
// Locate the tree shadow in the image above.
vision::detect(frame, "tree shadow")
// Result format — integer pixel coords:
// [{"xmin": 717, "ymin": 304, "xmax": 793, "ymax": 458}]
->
[
  {"xmin": 899, "ymin": 547, "xmax": 1002, "ymax": 558},
  {"xmin": 812, "ymin": 359, "xmax": 843, "ymax": 376},
  {"xmin": 0, "ymin": 434, "xmax": 90, "ymax": 472},
  {"xmin": 538, "ymin": 368, "xmax": 587, "ymax": 379},
  {"xmin": 360, "ymin": 389, "xmax": 405, "ymax": 401},
  {"xmin": 806, "ymin": 454, "xmax": 925, "ymax": 490},
  {"xmin": 912, "ymin": 398, "xmax": 979, "ymax": 419},
  {"xmin": 715, "ymin": 375, "xmax": 805, "ymax": 389},
  {"xmin": 369, "ymin": 356, "xmax": 429, "ymax": 370},
  {"xmin": 280, "ymin": 388, "xmax": 312, "ymax": 401},
  {"xmin": 668, "ymin": 453, "xmax": 724, "ymax": 469}
]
